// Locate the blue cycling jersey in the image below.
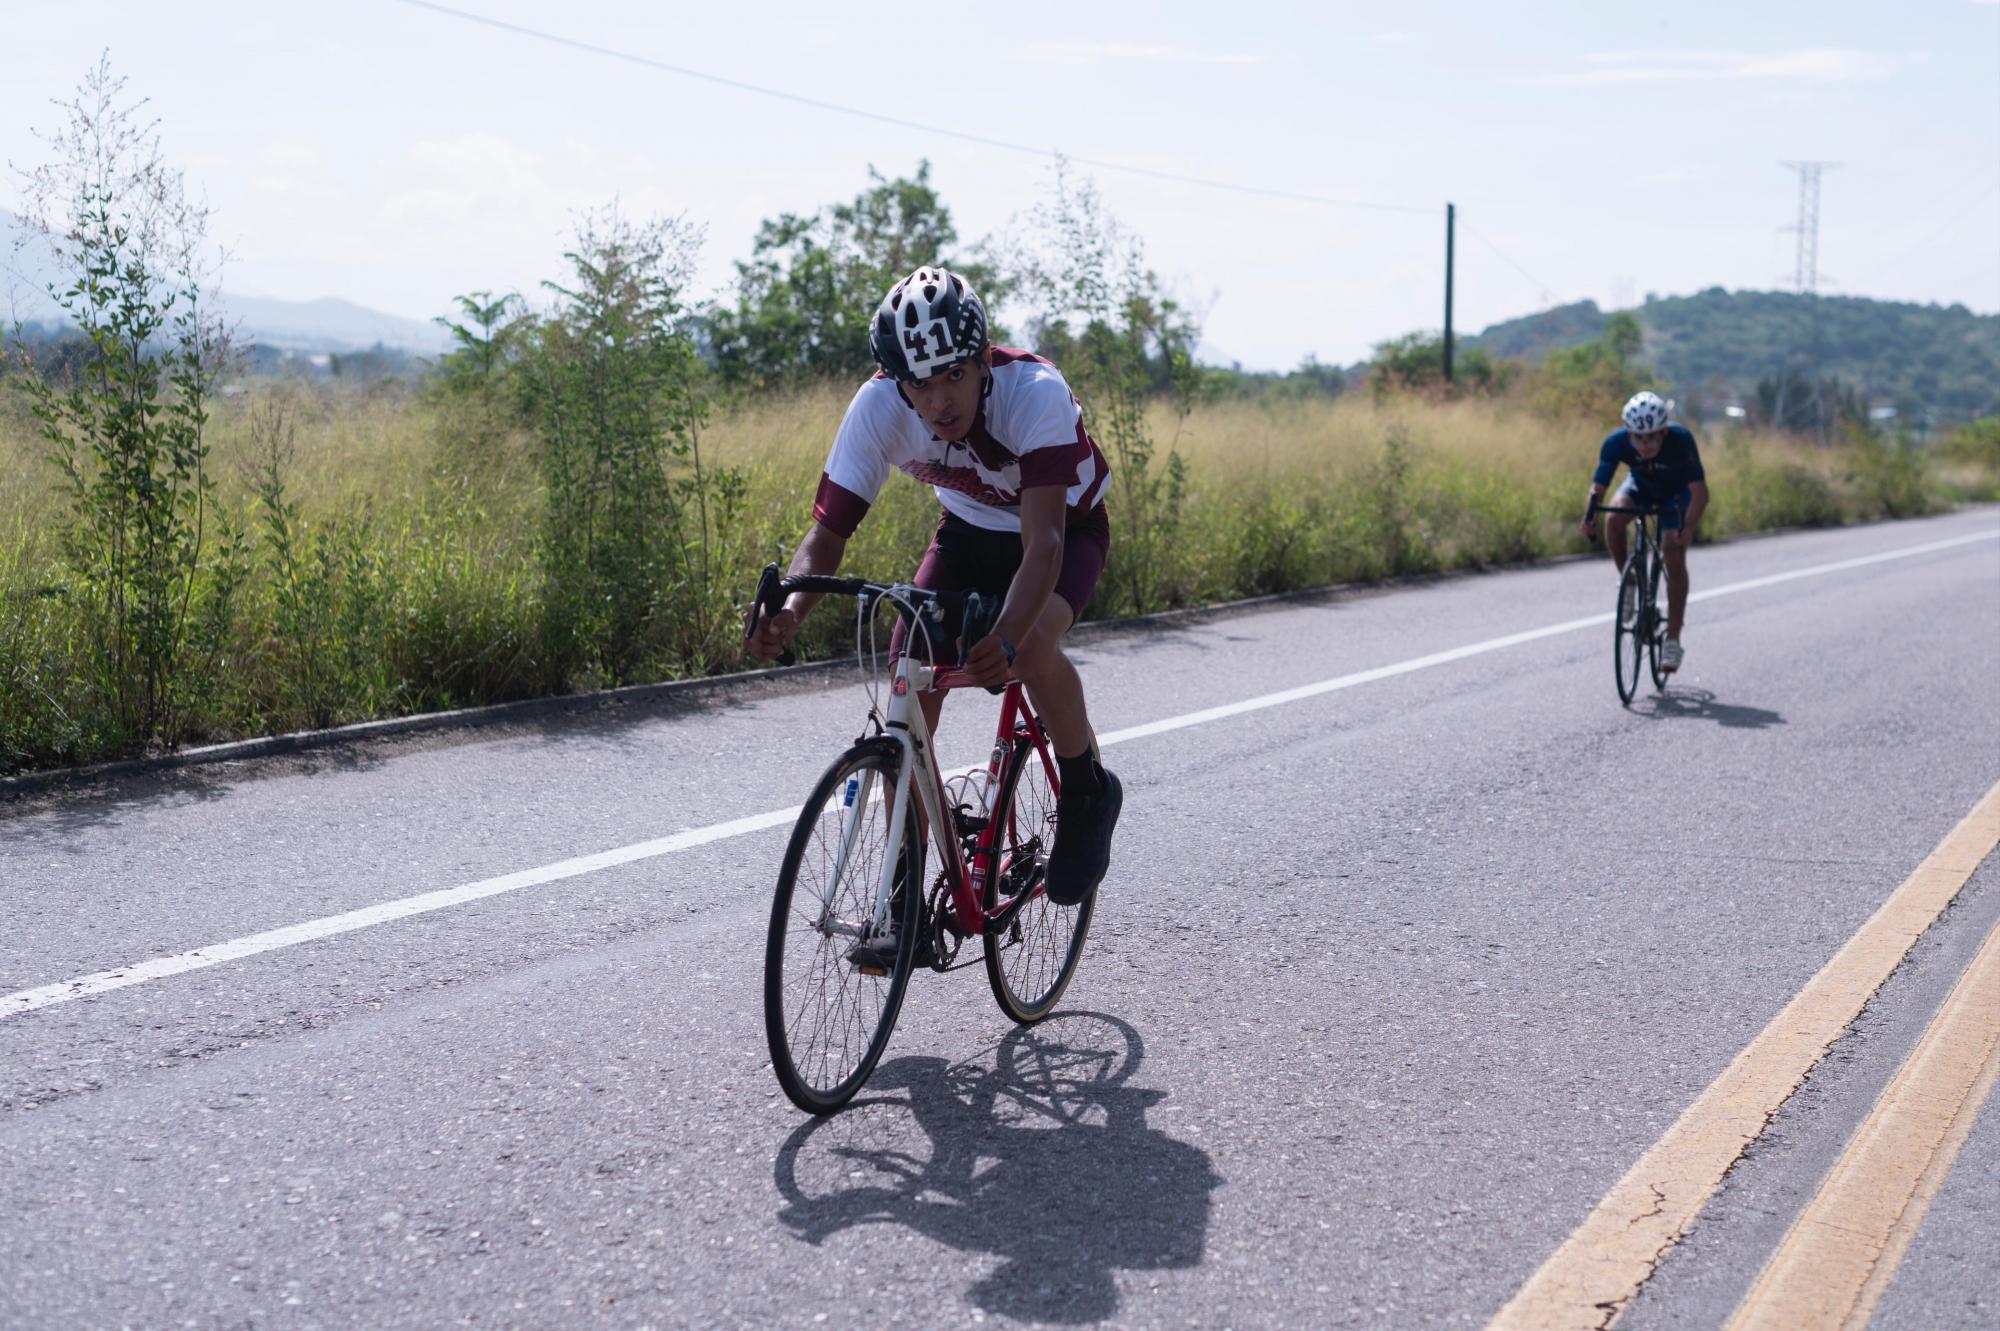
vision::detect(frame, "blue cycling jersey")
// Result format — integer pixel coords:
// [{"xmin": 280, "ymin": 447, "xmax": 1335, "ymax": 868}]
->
[{"xmin": 1594, "ymin": 424, "xmax": 1704, "ymax": 495}]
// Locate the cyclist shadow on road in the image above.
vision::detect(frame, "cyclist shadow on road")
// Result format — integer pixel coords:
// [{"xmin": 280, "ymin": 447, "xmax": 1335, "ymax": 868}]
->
[
  {"xmin": 1630, "ymin": 686, "xmax": 1785, "ymax": 729},
  {"xmin": 771, "ymin": 1012, "xmax": 1219, "ymax": 1324}
]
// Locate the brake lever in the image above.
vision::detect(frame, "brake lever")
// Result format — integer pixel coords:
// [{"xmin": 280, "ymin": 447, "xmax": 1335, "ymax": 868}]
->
[
  {"xmin": 961, "ymin": 592, "xmax": 1006, "ymax": 695},
  {"xmin": 746, "ymin": 563, "xmax": 797, "ymax": 666}
]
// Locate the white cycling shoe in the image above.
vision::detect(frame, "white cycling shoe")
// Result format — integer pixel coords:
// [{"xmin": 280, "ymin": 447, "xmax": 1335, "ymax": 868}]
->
[{"xmin": 1660, "ymin": 639, "xmax": 1685, "ymax": 673}]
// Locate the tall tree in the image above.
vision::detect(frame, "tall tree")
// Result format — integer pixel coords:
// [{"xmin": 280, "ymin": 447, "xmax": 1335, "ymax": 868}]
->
[{"xmin": 711, "ymin": 162, "xmax": 1000, "ymax": 387}]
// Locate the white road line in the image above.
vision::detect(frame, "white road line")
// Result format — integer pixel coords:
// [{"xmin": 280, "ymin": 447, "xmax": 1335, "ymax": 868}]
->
[
  {"xmin": 1, "ymin": 808, "xmax": 798, "ymax": 1017},
  {"xmin": 5, "ymin": 525, "xmax": 1994, "ymax": 1020}
]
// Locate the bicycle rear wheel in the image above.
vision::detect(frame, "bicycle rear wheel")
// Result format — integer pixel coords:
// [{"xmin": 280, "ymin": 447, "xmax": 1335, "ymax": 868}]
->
[
  {"xmin": 765, "ymin": 741, "xmax": 923, "ymax": 1114},
  {"xmin": 983, "ymin": 736, "xmax": 1094, "ymax": 1024},
  {"xmin": 1614, "ymin": 552, "xmax": 1645, "ymax": 705}
]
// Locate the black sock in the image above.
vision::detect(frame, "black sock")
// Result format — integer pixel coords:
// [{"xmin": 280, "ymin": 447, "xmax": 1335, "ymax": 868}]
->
[{"xmin": 1056, "ymin": 748, "xmax": 1101, "ymax": 802}]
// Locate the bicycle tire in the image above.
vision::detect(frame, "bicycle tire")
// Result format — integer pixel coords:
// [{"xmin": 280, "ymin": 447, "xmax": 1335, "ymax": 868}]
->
[
  {"xmin": 765, "ymin": 740, "xmax": 923, "ymax": 1114},
  {"xmin": 983, "ymin": 734, "xmax": 1094, "ymax": 1024},
  {"xmin": 1647, "ymin": 540, "xmax": 1669, "ymax": 691},
  {"xmin": 1614, "ymin": 550, "xmax": 1645, "ymax": 705}
]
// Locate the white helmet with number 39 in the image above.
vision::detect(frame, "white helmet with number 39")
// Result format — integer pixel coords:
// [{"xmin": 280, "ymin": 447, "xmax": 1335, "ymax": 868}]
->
[{"xmin": 1621, "ymin": 390, "xmax": 1670, "ymax": 434}]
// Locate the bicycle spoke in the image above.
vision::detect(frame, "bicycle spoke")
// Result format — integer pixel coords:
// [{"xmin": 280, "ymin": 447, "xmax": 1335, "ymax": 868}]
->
[
  {"xmin": 765, "ymin": 745, "xmax": 919, "ymax": 1113},
  {"xmin": 985, "ymin": 730, "xmax": 1093, "ymax": 1023}
]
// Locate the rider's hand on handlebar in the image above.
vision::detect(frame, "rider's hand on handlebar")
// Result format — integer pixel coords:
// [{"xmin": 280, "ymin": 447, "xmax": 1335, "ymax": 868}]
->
[
  {"xmin": 746, "ymin": 605, "xmax": 801, "ymax": 661},
  {"xmin": 1579, "ymin": 514, "xmax": 1598, "ymax": 542},
  {"xmin": 961, "ymin": 632, "xmax": 1014, "ymax": 689}
]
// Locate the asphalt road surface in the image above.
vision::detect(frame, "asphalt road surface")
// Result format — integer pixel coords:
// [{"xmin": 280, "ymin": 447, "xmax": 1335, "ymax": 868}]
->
[{"xmin": 4, "ymin": 508, "xmax": 1998, "ymax": 1331}]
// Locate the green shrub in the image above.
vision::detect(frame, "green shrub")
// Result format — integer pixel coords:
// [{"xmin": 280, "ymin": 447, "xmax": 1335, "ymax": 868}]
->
[
  {"xmin": 1843, "ymin": 432, "xmax": 1937, "ymax": 519},
  {"xmin": 513, "ymin": 208, "xmax": 740, "ymax": 687},
  {"xmin": 1934, "ymin": 418, "xmax": 2000, "ymax": 501},
  {"xmin": 1010, "ymin": 163, "xmax": 1193, "ymax": 617},
  {"xmin": 1535, "ymin": 312, "xmax": 1655, "ymax": 420},
  {"xmin": 10, "ymin": 58, "xmax": 248, "ymax": 755},
  {"xmin": 0, "ymin": 522, "xmax": 95, "ymax": 771},
  {"xmin": 388, "ymin": 496, "xmax": 544, "ymax": 710},
  {"xmin": 1709, "ymin": 436, "xmax": 1844, "ymax": 534}
]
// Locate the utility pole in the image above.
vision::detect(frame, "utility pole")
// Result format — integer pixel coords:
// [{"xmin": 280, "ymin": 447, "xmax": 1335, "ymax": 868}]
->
[
  {"xmin": 1779, "ymin": 161, "xmax": 1839, "ymax": 435},
  {"xmin": 1443, "ymin": 202, "xmax": 1456, "ymax": 384}
]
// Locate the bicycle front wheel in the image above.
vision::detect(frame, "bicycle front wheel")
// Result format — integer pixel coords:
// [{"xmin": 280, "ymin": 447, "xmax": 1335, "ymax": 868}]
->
[
  {"xmin": 1614, "ymin": 554, "xmax": 1645, "ymax": 705},
  {"xmin": 1647, "ymin": 548, "xmax": 1669, "ymax": 691},
  {"xmin": 765, "ymin": 740, "xmax": 923, "ymax": 1114},
  {"xmin": 983, "ymin": 737, "xmax": 1094, "ymax": 1024}
]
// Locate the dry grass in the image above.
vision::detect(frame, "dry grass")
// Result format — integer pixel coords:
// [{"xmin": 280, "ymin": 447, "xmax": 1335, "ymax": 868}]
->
[{"xmin": 0, "ymin": 373, "xmax": 1983, "ymax": 774}]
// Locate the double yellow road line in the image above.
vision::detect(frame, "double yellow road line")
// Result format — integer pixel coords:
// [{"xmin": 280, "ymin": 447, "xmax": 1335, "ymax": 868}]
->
[{"xmin": 1489, "ymin": 780, "xmax": 2000, "ymax": 1331}]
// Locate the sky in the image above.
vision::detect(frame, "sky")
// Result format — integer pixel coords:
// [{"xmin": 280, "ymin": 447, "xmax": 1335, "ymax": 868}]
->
[{"xmin": 6, "ymin": 0, "xmax": 1998, "ymax": 369}]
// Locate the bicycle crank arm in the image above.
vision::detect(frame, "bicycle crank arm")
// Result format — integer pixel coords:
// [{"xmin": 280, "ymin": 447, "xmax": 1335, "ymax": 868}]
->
[{"xmin": 981, "ymin": 886, "xmax": 1039, "ymax": 940}]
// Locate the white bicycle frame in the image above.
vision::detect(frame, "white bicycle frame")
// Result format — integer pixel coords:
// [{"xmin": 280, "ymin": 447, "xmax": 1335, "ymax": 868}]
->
[{"xmin": 823, "ymin": 600, "xmax": 985, "ymax": 939}]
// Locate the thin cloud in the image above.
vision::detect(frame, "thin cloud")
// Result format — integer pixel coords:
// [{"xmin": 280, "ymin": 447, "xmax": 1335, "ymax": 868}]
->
[
  {"xmin": 1373, "ymin": 31, "xmax": 1418, "ymax": 44},
  {"xmin": 253, "ymin": 143, "xmax": 346, "ymax": 204},
  {"xmin": 1015, "ymin": 42, "xmax": 1259, "ymax": 67},
  {"xmin": 1534, "ymin": 48, "xmax": 1923, "ymax": 86},
  {"xmin": 1631, "ymin": 163, "xmax": 1710, "ymax": 190}
]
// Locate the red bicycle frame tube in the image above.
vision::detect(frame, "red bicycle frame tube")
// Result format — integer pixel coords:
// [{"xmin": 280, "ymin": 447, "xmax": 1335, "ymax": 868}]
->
[{"xmin": 918, "ymin": 674, "xmax": 1059, "ymax": 938}]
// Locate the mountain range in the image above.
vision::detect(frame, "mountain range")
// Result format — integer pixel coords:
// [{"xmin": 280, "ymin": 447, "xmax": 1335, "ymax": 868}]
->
[
  {"xmin": 2, "ymin": 209, "xmax": 449, "ymax": 356},
  {"xmin": 7, "ymin": 204, "xmax": 1995, "ymax": 418}
]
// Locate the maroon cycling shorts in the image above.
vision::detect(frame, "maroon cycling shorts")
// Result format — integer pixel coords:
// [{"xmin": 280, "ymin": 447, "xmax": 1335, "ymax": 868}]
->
[{"xmin": 888, "ymin": 504, "xmax": 1111, "ymax": 663}]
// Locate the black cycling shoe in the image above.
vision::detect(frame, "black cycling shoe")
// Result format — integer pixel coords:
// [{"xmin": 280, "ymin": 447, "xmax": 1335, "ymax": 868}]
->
[
  {"xmin": 845, "ymin": 909, "xmax": 936, "ymax": 973},
  {"xmin": 1043, "ymin": 765, "xmax": 1122, "ymax": 907},
  {"xmin": 845, "ymin": 852, "xmax": 937, "ymax": 972},
  {"xmin": 846, "ymin": 927, "xmax": 901, "ymax": 974}
]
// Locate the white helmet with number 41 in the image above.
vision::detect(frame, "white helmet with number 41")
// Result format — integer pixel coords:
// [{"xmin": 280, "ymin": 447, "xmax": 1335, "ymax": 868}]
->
[{"xmin": 868, "ymin": 266, "xmax": 990, "ymax": 383}]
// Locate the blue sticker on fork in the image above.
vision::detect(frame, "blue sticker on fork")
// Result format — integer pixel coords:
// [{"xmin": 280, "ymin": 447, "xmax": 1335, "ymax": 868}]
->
[{"xmin": 843, "ymin": 777, "xmax": 860, "ymax": 808}]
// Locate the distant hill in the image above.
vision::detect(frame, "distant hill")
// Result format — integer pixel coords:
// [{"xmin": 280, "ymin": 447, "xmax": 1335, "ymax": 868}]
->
[
  {"xmin": 1468, "ymin": 300, "xmax": 1608, "ymax": 362},
  {"xmin": 2, "ymin": 209, "xmax": 449, "ymax": 356},
  {"xmin": 212, "ymin": 294, "xmax": 451, "ymax": 356},
  {"xmin": 1468, "ymin": 289, "xmax": 1999, "ymax": 422}
]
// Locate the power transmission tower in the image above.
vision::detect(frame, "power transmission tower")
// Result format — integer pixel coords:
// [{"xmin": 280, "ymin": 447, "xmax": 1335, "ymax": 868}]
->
[
  {"xmin": 1778, "ymin": 161, "xmax": 1840, "ymax": 435},
  {"xmin": 1780, "ymin": 160, "xmax": 1839, "ymax": 295}
]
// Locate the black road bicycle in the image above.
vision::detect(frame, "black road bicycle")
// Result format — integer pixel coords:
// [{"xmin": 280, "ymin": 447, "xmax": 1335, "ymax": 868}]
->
[{"xmin": 1587, "ymin": 498, "xmax": 1670, "ymax": 704}]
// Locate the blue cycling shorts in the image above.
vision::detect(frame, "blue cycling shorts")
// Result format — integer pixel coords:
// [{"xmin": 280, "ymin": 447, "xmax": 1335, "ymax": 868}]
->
[{"xmin": 1615, "ymin": 479, "xmax": 1692, "ymax": 531}]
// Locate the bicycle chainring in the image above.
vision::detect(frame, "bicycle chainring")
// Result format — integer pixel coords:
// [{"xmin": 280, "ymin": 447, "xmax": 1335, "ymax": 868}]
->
[{"xmin": 926, "ymin": 879, "xmax": 964, "ymax": 971}]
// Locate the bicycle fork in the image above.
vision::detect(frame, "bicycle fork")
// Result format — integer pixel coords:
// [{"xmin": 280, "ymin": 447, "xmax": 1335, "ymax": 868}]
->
[{"xmin": 820, "ymin": 750, "xmax": 916, "ymax": 940}]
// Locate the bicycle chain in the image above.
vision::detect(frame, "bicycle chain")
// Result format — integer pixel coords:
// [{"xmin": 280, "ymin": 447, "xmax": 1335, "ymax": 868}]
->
[{"xmin": 925, "ymin": 877, "xmax": 964, "ymax": 971}]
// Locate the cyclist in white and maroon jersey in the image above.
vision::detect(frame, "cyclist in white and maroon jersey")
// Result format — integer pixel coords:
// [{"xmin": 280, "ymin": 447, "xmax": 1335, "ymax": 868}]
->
[{"xmin": 747, "ymin": 265, "xmax": 1122, "ymax": 914}]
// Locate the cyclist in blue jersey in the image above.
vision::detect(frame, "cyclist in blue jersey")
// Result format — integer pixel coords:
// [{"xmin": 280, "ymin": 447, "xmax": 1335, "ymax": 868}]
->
[{"xmin": 1578, "ymin": 391, "xmax": 1709, "ymax": 673}]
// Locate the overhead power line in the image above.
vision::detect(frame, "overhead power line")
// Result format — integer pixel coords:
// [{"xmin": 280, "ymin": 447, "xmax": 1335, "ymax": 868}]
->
[
  {"xmin": 399, "ymin": 0, "xmax": 1440, "ymax": 217},
  {"xmin": 1459, "ymin": 220, "xmax": 1559, "ymax": 305},
  {"xmin": 1873, "ymin": 179, "xmax": 2000, "ymax": 279}
]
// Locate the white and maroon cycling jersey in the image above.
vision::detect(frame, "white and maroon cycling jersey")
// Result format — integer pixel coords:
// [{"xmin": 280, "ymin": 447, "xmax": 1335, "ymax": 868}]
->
[{"xmin": 812, "ymin": 347, "xmax": 1111, "ymax": 537}]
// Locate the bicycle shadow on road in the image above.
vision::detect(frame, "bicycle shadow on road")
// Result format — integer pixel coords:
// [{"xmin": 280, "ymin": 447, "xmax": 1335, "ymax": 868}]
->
[
  {"xmin": 770, "ymin": 1012, "xmax": 1219, "ymax": 1324},
  {"xmin": 1629, "ymin": 686, "xmax": 1785, "ymax": 729}
]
